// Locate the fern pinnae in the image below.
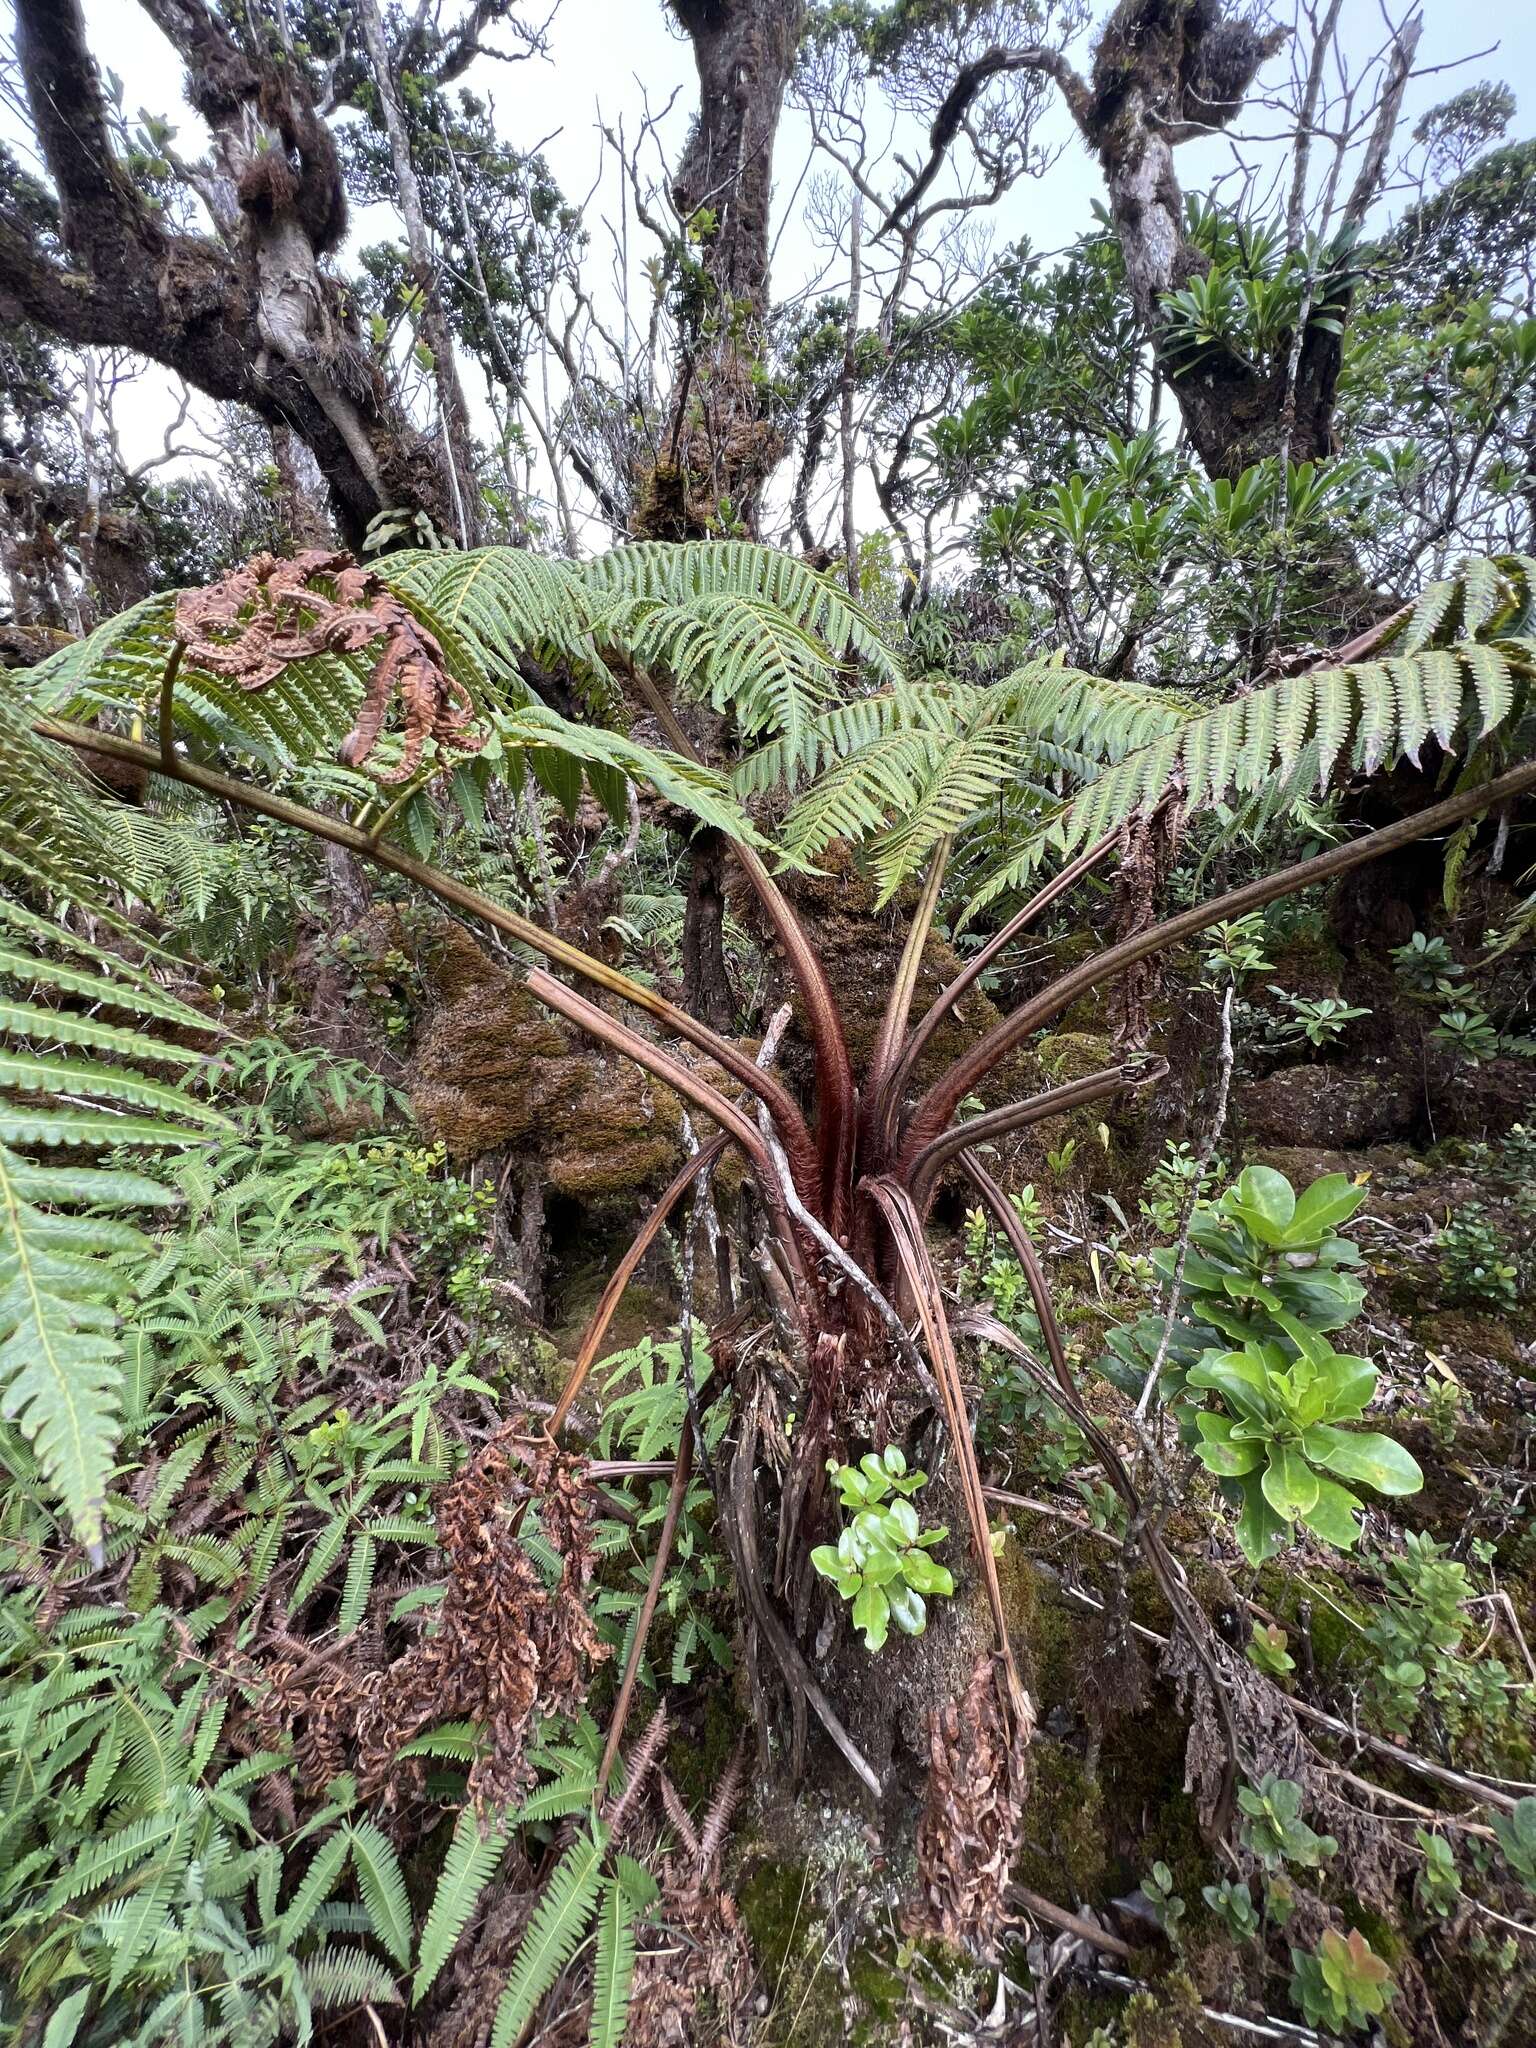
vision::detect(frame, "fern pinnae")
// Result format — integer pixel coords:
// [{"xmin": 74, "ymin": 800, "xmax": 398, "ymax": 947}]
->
[
  {"xmin": 345, "ymin": 1820, "xmax": 413, "ymax": 1968},
  {"xmin": 589, "ymin": 1877, "xmax": 638, "ymax": 2048},
  {"xmin": 489, "ymin": 1824, "xmax": 607, "ymax": 2048},
  {"xmin": 412, "ymin": 1805, "xmax": 511, "ymax": 2003},
  {"xmin": 1401, "ymin": 574, "xmax": 1458, "ymax": 653}
]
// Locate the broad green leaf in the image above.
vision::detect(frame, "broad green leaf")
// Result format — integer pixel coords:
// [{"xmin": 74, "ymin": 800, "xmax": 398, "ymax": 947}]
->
[
  {"xmin": 885, "ymin": 1581, "xmax": 928, "ymax": 1637},
  {"xmin": 852, "ymin": 1580, "xmax": 890, "ymax": 1650},
  {"xmin": 1193, "ymin": 1412, "xmax": 1263, "ymax": 1476},
  {"xmin": 1234, "ymin": 1473, "xmax": 1289, "ymax": 1566},
  {"xmin": 1262, "ymin": 1442, "xmax": 1321, "ymax": 1520},
  {"xmin": 1229, "ymin": 1166, "xmax": 1296, "ymax": 1243},
  {"xmin": 1300, "ymin": 1475, "xmax": 1365, "ymax": 1550},
  {"xmin": 1304, "ymin": 1426, "xmax": 1422, "ymax": 1498},
  {"xmin": 1287, "ymin": 1173, "xmax": 1367, "ymax": 1242}
]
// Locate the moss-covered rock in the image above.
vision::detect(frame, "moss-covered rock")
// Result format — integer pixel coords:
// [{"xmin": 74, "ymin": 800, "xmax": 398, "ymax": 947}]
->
[{"xmin": 1236, "ymin": 1060, "xmax": 1421, "ymax": 1150}]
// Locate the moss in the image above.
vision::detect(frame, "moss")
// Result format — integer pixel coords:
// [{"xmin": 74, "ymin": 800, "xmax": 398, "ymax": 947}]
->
[
  {"xmin": 1339, "ymin": 1897, "xmax": 1406, "ymax": 1970},
  {"xmin": 740, "ymin": 1861, "xmax": 846, "ymax": 2043},
  {"xmin": 1036, "ymin": 1030, "xmax": 1119, "ymax": 1083},
  {"xmin": 1122, "ymin": 1971, "xmax": 1211, "ymax": 2048},
  {"xmin": 1409, "ymin": 1307, "xmax": 1523, "ymax": 1370},
  {"xmin": 549, "ymin": 1279, "xmax": 675, "ymax": 1369},
  {"xmin": 738, "ymin": 1855, "xmax": 920, "ymax": 2046},
  {"xmin": 1252, "ymin": 1559, "xmax": 1371, "ymax": 1679},
  {"xmin": 664, "ymin": 1689, "xmax": 741, "ymax": 1812}
]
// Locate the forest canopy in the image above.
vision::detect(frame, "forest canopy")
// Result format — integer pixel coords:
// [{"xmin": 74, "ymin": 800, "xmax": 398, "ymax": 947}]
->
[{"xmin": 2, "ymin": 3, "xmax": 1535, "ymax": 2046}]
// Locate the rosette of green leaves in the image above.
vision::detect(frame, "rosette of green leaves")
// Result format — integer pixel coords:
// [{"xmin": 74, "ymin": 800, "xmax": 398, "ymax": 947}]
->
[
  {"xmin": 1100, "ymin": 1166, "xmax": 1368, "ymax": 1408},
  {"xmin": 1100, "ymin": 1167, "xmax": 1420, "ymax": 1564},
  {"xmin": 1190, "ymin": 1328, "xmax": 1421, "ymax": 1564},
  {"xmin": 810, "ymin": 1448, "xmax": 954, "ymax": 1651}
]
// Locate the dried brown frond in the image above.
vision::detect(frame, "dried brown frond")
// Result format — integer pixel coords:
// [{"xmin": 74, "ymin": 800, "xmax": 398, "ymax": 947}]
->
[
  {"xmin": 696, "ymin": 1736, "xmax": 748, "ymax": 1876},
  {"xmin": 174, "ymin": 547, "xmax": 484, "ymax": 782},
  {"xmin": 603, "ymin": 1705, "xmax": 671, "ymax": 1839},
  {"xmin": 909, "ymin": 1652, "xmax": 1031, "ymax": 1954},
  {"xmin": 260, "ymin": 1420, "xmax": 608, "ymax": 1812},
  {"xmin": 1108, "ymin": 794, "xmax": 1184, "ymax": 1048}
]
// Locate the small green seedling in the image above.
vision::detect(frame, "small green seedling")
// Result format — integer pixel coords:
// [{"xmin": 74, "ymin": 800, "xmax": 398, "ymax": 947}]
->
[
  {"xmin": 811, "ymin": 1449, "xmax": 954, "ymax": 1651},
  {"xmin": 1414, "ymin": 1830, "xmax": 1462, "ymax": 1917},
  {"xmin": 1289, "ymin": 1928, "xmax": 1395, "ymax": 2033},
  {"xmin": 1202, "ymin": 1877, "xmax": 1260, "ymax": 1941},
  {"xmin": 1246, "ymin": 1621, "xmax": 1296, "ymax": 1680},
  {"xmin": 1238, "ymin": 1774, "xmax": 1337, "ymax": 1873}
]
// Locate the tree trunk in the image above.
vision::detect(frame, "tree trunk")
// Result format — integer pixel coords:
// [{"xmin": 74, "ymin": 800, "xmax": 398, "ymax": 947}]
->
[
  {"xmin": 1072, "ymin": 0, "xmax": 1420, "ymax": 483},
  {"xmin": 635, "ymin": 0, "xmax": 806, "ymax": 538},
  {"xmin": 354, "ymin": 0, "xmax": 481, "ymax": 545},
  {"xmin": 1, "ymin": 0, "xmax": 454, "ymax": 549},
  {"xmin": 682, "ymin": 828, "xmax": 738, "ymax": 1032}
]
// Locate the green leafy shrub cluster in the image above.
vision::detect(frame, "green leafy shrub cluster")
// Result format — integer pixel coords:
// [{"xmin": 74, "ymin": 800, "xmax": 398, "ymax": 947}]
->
[{"xmin": 1103, "ymin": 1166, "xmax": 1422, "ymax": 1564}]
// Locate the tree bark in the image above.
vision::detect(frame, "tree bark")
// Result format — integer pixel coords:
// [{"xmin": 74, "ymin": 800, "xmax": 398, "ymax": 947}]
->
[
  {"xmin": 0, "ymin": 0, "xmax": 453, "ymax": 548},
  {"xmin": 880, "ymin": 1, "xmax": 1419, "ymax": 485},
  {"xmin": 681, "ymin": 827, "xmax": 738, "ymax": 1032},
  {"xmin": 354, "ymin": 0, "xmax": 481, "ymax": 545},
  {"xmin": 636, "ymin": 0, "xmax": 806, "ymax": 537}
]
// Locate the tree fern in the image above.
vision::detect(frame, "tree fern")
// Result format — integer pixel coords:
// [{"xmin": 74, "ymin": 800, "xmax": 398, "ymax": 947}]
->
[
  {"xmin": 489, "ymin": 1825, "xmax": 608, "ymax": 2048},
  {"xmin": 577, "ymin": 538, "xmax": 899, "ymax": 683},
  {"xmin": 18, "ymin": 539, "xmax": 869, "ymax": 863}
]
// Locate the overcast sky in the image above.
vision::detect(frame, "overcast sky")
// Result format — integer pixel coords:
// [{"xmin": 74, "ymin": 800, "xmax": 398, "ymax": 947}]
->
[{"xmin": 5, "ymin": 0, "xmax": 1535, "ymax": 537}]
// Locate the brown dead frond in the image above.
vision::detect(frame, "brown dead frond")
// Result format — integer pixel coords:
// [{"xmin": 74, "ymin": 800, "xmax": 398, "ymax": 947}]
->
[
  {"xmin": 1108, "ymin": 794, "xmax": 1183, "ymax": 1048},
  {"xmin": 909, "ymin": 1652, "xmax": 1031, "ymax": 1954},
  {"xmin": 603, "ymin": 1705, "xmax": 671, "ymax": 1839},
  {"xmin": 627, "ymin": 1754, "xmax": 755, "ymax": 2048},
  {"xmin": 174, "ymin": 547, "xmax": 484, "ymax": 782},
  {"xmin": 262, "ymin": 1420, "xmax": 608, "ymax": 1812}
]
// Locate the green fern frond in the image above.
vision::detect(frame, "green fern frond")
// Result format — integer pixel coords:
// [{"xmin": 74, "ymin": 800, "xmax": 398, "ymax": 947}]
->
[
  {"xmin": 279, "ymin": 1831, "xmax": 351, "ymax": 1948},
  {"xmin": 579, "ymin": 539, "xmax": 899, "ymax": 683},
  {"xmin": 0, "ymin": 914, "xmax": 228, "ymax": 1549},
  {"xmin": 589, "ymin": 1877, "xmax": 639, "ymax": 2048},
  {"xmin": 412, "ymin": 1806, "xmax": 510, "ymax": 2003},
  {"xmin": 301, "ymin": 1947, "xmax": 404, "ymax": 2008},
  {"xmin": 961, "ymin": 556, "xmax": 1536, "ymax": 917},
  {"xmin": 489, "ymin": 1825, "xmax": 607, "ymax": 2048},
  {"xmin": 346, "ymin": 1821, "xmax": 413, "ymax": 1969}
]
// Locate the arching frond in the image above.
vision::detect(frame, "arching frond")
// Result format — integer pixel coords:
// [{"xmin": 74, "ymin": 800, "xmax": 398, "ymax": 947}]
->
[
  {"xmin": 961, "ymin": 555, "xmax": 1536, "ymax": 918},
  {"xmin": 0, "ymin": 905, "xmax": 225, "ymax": 1552},
  {"xmin": 578, "ymin": 539, "xmax": 900, "ymax": 683}
]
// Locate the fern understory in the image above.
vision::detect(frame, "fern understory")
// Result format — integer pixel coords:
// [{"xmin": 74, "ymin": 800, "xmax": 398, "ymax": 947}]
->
[{"xmin": 1, "ymin": 540, "xmax": 1534, "ymax": 2047}]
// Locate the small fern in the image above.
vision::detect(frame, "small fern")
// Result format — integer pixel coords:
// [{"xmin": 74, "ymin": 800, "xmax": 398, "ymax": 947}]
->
[
  {"xmin": 412, "ymin": 1805, "xmax": 511, "ymax": 2002},
  {"xmin": 346, "ymin": 1820, "xmax": 414, "ymax": 1968},
  {"xmin": 489, "ymin": 1824, "xmax": 608, "ymax": 2048},
  {"xmin": 589, "ymin": 1874, "xmax": 640, "ymax": 2048}
]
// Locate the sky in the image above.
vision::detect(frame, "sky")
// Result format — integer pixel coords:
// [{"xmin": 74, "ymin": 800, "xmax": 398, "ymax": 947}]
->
[{"xmin": 5, "ymin": 0, "xmax": 1536, "ymax": 530}]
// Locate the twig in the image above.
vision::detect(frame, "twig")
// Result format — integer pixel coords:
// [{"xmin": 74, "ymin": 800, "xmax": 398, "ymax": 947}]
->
[
  {"xmin": 1089, "ymin": 1973, "xmax": 1322, "ymax": 2045},
  {"xmin": 1010, "ymin": 1884, "xmax": 1132, "ymax": 1960},
  {"xmin": 597, "ymin": 1423, "xmax": 694, "ymax": 1799}
]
